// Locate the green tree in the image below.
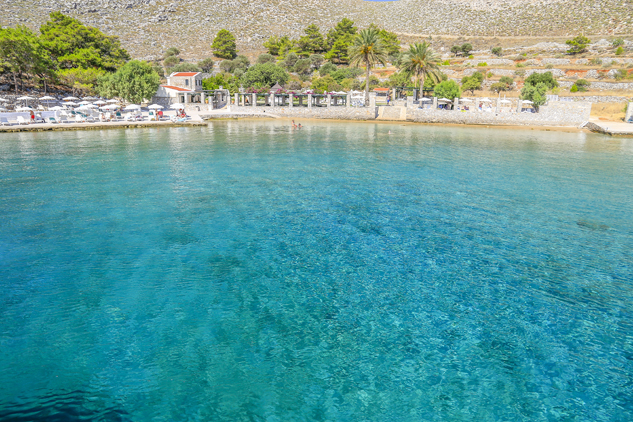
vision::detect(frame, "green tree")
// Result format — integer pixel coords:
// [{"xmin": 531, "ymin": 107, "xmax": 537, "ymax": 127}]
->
[
  {"xmin": 257, "ymin": 53, "xmax": 276, "ymax": 64},
  {"xmin": 616, "ymin": 46, "xmax": 624, "ymax": 56},
  {"xmin": 309, "ymin": 54, "xmax": 325, "ymax": 69},
  {"xmin": 461, "ymin": 71, "xmax": 483, "ymax": 94},
  {"xmin": 433, "ymin": 80, "xmax": 461, "ymax": 99},
  {"xmin": 325, "ymin": 34, "xmax": 355, "ymax": 64},
  {"xmin": 461, "ymin": 43, "xmax": 473, "ymax": 56},
  {"xmin": 450, "ymin": 45, "xmax": 462, "ymax": 57},
  {"xmin": 297, "ymin": 25, "xmax": 327, "ymax": 56},
  {"xmin": 348, "ymin": 27, "xmax": 388, "ymax": 104},
  {"xmin": 39, "ymin": 12, "xmax": 129, "ymax": 71},
  {"xmin": 264, "ymin": 35, "xmax": 294, "ymax": 57},
  {"xmin": 318, "ymin": 62, "xmax": 337, "ymax": 76},
  {"xmin": 490, "ymin": 75, "xmax": 514, "ymax": 93},
  {"xmin": 521, "ymin": 82, "xmax": 548, "ymax": 109},
  {"xmin": 573, "ymin": 78, "xmax": 590, "ymax": 91},
  {"xmin": 170, "ymin": 63, "xmax": 202, "ymax": 73},
  {"xmin": 198, "ymin": 58, "xmax": 215, "ymax": 72},
  {"xmin": 387, "ymin": 70, "xmax": 412, "ymax": 87},
  {"xmin": 164, "ymin": 55, "xmax": 179, "ymax": 68},
  {"xmin": 330, "ymin": 67, "xmax": 362, "ymax": 82},
  {"xmin": 326, "ymin": 18, "xmax": 357, "ymax": 48},
  {"xmin": 612, "ymin": 38, "xmax": 625, "ymax": 47},
  {"xmin": 282, "ymin": 52, "xmax": 299, "ymax": 70},
  {"xmin": 212, "ymin": 29, "xmax": 237, "ymax": 59},
  {"xmin": 96, "ymin": 60, "xmax": 160, "ymax": 103},
  {"xmin": 152, "ymin": 64, "xmax": 164, "ymax": 78},
  {"xmin": 399, "ymin": 42, "xmax": 441, "ymax": 90},
  {"xmin": 164, "ymin": 47, "xmax": 180, "ymax": 58},
  {"xmin": 202, "ymin": 73, "xmax": 239, "ymax": 92},
  {"xmin": 525, "ymin": 71, "xmax": 558, "ymax": 89},
  {"xmin": 566, "ymin": 35, "xmax": 590, "ymax": 54},
  {"xmin": 311, "ymin": 75, "xmax": 341, "ymax": 93},
  {"xmin": 369, "ymin": 24, "xmax": 400, "ymax": 56},
  {"xmin": 0, "ymin": 26, "xmax": 52, "ymax": 93},
  {"xmin": 58, "ymin": 68, "xmax": 105, "ymax": 95},
  {"xmin": 491, "ymin": 47, "xmax": 503, "ymax": 56},
  {"xmin": 240, "ymin": 63, "xmax": 289, "ymax": 88},
  {"xmin": 293, "ymin": 58, "xmax": 312, "ymax": 78}
]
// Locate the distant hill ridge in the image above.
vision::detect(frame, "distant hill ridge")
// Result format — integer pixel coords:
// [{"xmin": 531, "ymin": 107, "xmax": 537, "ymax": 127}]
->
[{"xmin": 1, "ymin": 0, "xmax": 629, "ymax": 58}]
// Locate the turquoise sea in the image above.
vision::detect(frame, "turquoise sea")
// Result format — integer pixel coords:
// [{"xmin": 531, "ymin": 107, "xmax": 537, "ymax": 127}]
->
[{"xmin": 0, "ymin": 121, "xmax": 632, "ymax": 421}]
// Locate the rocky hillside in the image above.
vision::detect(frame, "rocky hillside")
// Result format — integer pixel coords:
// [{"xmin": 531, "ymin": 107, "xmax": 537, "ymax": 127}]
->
[{"xmin": 1, "ymin": 0, "xmax": 632, "ymax": 59}]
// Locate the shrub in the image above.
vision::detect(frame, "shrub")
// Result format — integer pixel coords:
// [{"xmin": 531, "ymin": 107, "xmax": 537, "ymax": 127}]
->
[
  {"xmin": 286, "ymin": 80, "xmax": 302, "ymax": 90},
  {"xmin": 164, "ymin": 47, "xmax": 180, "ymax": 58},
  {"xmin": 450, "ymin": 45, "xmax": 462, "ymax": 56},
  {"xmin": 468, "ymin": 55, "xmax": 474, "ymax": 59},
  {"xmin": 516, "ymin": 63, "xmax": 525, "ymax": 68},
  {"xmin": 292, "ymin": 58, "xmax": 312, "ymax": 77},
  {"xmin": 318, "ymin": 62, "xmax": 337, "ymax": 76},
  {"xmin": 257, "ymin": 53, "xmax": 276, "ymax": 64},
  {"xmin": 197, "ymin": 58, "xmax": 215, "ymax": 73},
  {"xmin": 616, "ymin": 46, "xmax": 624, "ymax": 56},
  {"xmin": 545, "ymin": 64, "xmax": 554, "ymax": 69},
  {"xmin": 461, "ymin": 72, "xmax": 483, "ymax": 94},
  {"xmin": 461, "ymin": 43, "xmax": 473, "ymax": 56},
  {"xmin": 521, "ymin": 82, "xmax": 548, "ymax": 108},
  {"xmin": 240, "ymin": 63, "xmax": 289, "ymax": 88},
  {"xmin": 163, "ymin": 55, "xmax": 179, "ymax": 67},
  {"xmin": 487, "ymin": 71, "xmax": 493, "ymax": 78},
  {"xmin": 515, "ymin": 69, "xmax": 526, "ymax": 77},
  {"xmin": 491, "ymin": 47, "xmax": 502, "ymax": 56},
  {"xmin": 282, "ymin": 52, "xmax": 299, "ymax": 70},
  {"xmin": 575, "ymin": 79, "xmax": 590, "ymax": 90},
  {"xmin": 477, "ymin": 62, "xmax": 488, "ymax": 67},
  {"xmin": 614, "ymin": 69, "xmax": 628, "ymax": 81},
  {"xmin": 309, "ymin": 54, "xmax": 325, "ymax": 69},
  {"xmin": 570, "ymin": 84, "xmax": 578, "ymax": 92},
  {"xmin": 441, "ymin": 60, "xmax": 450, "ymax": 66},
  {"xmin": 613, "ymin": 38, "xmax": 625, "ymax": 47},
  {"xmin": 566, "ymin": 35, "xmax": 590, "ymax": 54},
  {"xmin": 169, "ymin": 63, "xmax": 201, "ymax": 73},
  {"xmin": 590, "ymin": 57, "xmax": 603, "ymax": 65}
]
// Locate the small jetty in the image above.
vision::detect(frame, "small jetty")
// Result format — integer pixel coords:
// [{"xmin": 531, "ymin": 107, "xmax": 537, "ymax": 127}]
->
[
  {"xmin": 0, "ymin": 120, "xmax": 206, "ymax": 133},
  {"xmin": 585, "ymin": 119, "xmax": 633, "ymax": 136}
]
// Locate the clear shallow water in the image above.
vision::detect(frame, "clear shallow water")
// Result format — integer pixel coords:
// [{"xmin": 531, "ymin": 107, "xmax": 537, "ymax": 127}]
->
[{"xmin": 0, "ymin": 122, "xmax": 632, "ymax": 421}]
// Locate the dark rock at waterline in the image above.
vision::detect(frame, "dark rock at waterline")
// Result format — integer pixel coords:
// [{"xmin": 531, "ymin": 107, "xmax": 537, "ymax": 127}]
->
[{"xmin": 577, "ymin": 220, "xmax": 610, "ymax": 231}]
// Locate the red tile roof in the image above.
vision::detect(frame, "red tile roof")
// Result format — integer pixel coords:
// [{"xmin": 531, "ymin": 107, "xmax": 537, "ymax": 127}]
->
[
  {"xmin": 161, "ymin": 85, "xmax": 193, "ymax": 92},
  {"xmin": 172, "ymin": 72, "xmax": 199, "ymax": 77}
]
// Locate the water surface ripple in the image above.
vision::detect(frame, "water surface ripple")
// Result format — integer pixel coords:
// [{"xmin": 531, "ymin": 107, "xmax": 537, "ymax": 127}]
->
[{"xmin": 0, "ymin": 122, "xmax": 632, "ymax": 421}]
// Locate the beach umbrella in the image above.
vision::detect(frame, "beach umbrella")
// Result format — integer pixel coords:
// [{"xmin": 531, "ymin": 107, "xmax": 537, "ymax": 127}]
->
[
  {"xmin": 65, "ymin": 101, "xmax": 79, "ymax": 106},
  {"xmin": 102, "ymin": 104, "xmax": 119, "ymax": 111},
  {"xmin": 124, "ymin": 104, "xmax": 141, "ymax": 110},
  {"xmin": 40, "ymin": 96, "xmax": 56, "ymax": 101},
  {"xmin": 460, "ymin": 98, "xmax": 472, "ymax": 102},
  {"xmin": 170, "ymin": 103, "xmax": 185, "ymax": 109},
  {"xmin": 480, "ymin": 98, "xmax": 492, "ymax": 102},
  {"xmin": 0, "ymin": 106, "xmax": 7, "ymax": 112},
  {"xmin": 63, "ymin": 96, "xmax": 79, "ymax": 101},
  {"xmin": 50, "ymin": 106, "xmax": 64, "ymax": 111},
  {"xmin": 16, "ymin": 106, "xmax": 33, "ymax": 111},
  {"xmin": 499, "ymin": 99, "xmax": 511, "ymax": 104},
  {"xmin": 0, "ymin": 98, "xmax": 9, "ymax": 103},
  {"xmin": 93, "ymin": 100, "xmax": 107, "ymax": 106},
  {"xmin": 17, "ymin": 96, "xmax": 35, "ymax": 106},
  {"xmin": 438, "ymin": 98, "xmax": 452, "ymax": 102},
  {"xmin": 78, "ymin": 100, "xmax": 92, "ymax": 105},
  {"xmin": 148, "ymin": 104, "xmax": 164, "ymax": 109},
  {"xmin": 82, "ymin": 96, "xmax": 98, "ymax": 101},
  {"xmin": 522, "ymin": 100, "xmax": 533, "ymax": 104},
  {"xmin": 106, "ymin": 99, "xmax": 119, "ymax": 103},
  {"xmin": 420, "ymin": 98, "xmax": 432, "ymax": 102}
]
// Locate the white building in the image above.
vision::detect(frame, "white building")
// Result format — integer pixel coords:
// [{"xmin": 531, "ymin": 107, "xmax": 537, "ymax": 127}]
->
[{"xmin": 152, "ymin": 72, "xmax": 206, "ymax": 106}]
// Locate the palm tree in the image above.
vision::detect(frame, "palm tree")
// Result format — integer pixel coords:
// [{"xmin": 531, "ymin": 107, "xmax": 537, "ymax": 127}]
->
[
  {"xmin": 348, "ymin": 28, "xmax": 388, "ymax": 105},
  {"xmin": 400, "ymin": 42, "xmax": 442, "ymax": 94}
]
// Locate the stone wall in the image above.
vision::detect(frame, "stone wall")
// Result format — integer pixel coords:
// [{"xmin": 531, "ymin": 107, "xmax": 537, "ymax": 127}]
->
[
  {"xmin": 228, "ymin": 105, "xmax": 378, "ymax": 120},
  {"xmin": 406, "ymin": 101, "xmax": 591, "ymax": 127}
]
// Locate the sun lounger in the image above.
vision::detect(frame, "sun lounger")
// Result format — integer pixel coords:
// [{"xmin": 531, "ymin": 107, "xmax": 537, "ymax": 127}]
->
[
  {"xmin": 17, "ymin": 116, "xmax": 29, "ymax": 125},
  {"xmin": 0, "ymin": 117, "xmax": 11, "ymax": 126},
  {"xmin": 48, "ymin": 117, "xmax": 58, "ymax": 124}
]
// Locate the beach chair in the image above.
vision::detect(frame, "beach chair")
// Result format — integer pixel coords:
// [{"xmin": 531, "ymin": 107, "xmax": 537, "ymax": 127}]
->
[
  {"xmin": 148, "ymin": 110, "xmax": 156, "ymax": 121},
  {"xmin": 48, "ymin": 116, "xmax": 58, "ymax": 124},
  {"xmin": 17, "ymin": 116, "xmax": 29, "ymax": 125},
  {"xmin": 0, "ymin": 117, "xmax": 11, "ymax": 126},
  {"xmin": 114, "ymin": 111, "xmax": 122, "ymax": 121},
  {"xmin": 34, "ymin": 114, "xmax": 45, "ymax": 123},
  {"xmin": 75, "ymin": 115, "xmax": 85, "ymax": 123},
  {"xmin": 58, "ymin": 113, "xmax": 70, "ymax": 124}
]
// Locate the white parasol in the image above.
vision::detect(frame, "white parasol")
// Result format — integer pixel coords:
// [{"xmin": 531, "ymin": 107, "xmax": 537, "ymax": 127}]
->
[
  {"xmin": 148, "ymin": 104, "xmax": 164, "ymax": 109},
  {"xmin": 50, "ymin": 106, "xmax": 65, "ymax": 111},
  {"xmin": 63, "ymin": 96, "xmax": 79, "ymax": 101},
  {"xmin": 499, "ymin": 99, "xmax": 511, "ymax": 104},
  {"xmin": 437, "ymin": 98, "xmax": 452, "ymax": 102},
  {"xmin": 522, "ymin": 100, "xmax": 533, "ymax": 104},
  {"xmin": 420, "ymin": 98, "xmax": 432, "ymax": 102},
  {"xmin": 0, "ymin": 98, "xmax": 9, "ymax": 103},
  {"xmin": 106, "ymin": 99, "xmax": 119, "ymax": 103},
  {"xmin": 124, "ymin": 104, "xmax": 141, "ymax": 111},
  {"xmin": 78, "ymin": 100, "xmax": 92, "ymax": 105},
  {"xmin": 460, "ymin": 98, "xmax": 473, "ymax": 102},
  {"xmin": 65, "ymin": 101, "xmax": 79, "ymax": 106},
  {"xmin": 170, "ymin": 103, "xmax": 185, "ymax": 109},
  {"xmin": 16, "ymin": 106, "xmax": 33, "ymax": 111},
  {"xmin": 93, "ymin": 100, "xmax": 107, "ymax": 106},
  {"xmin": 480, "ymin": 98, "xmax": 492, "ymax": 102}
]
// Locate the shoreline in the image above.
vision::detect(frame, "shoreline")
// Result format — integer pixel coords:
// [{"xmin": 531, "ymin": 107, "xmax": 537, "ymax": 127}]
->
[{"xmin": 0, "ymin": 120, "xmax": 206, "ymax": 133}]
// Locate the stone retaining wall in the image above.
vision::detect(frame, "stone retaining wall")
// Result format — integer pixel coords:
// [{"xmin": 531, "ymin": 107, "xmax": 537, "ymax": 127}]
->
[
  {"xmin": 406, "ymin": 101, "xmax": 591, "ymax": 127},
  {"xmin": 228, "ymin": 105, "xmax": 378, "ymax": 120}
]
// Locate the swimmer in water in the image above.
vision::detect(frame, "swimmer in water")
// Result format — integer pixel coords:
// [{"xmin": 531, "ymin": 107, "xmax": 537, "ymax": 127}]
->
[
  {"xmin": 298, "ymin": 123, "xmax": 302, "ymax": 129},
  {"xmin": 292, "ymin": 120, "xmax": 297, "ymax": 129}
]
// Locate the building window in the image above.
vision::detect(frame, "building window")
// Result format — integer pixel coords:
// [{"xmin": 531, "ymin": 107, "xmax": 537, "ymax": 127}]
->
[{"xmin": 185, "ymin": 80, "xmax": 189, "ymax": 86}]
